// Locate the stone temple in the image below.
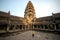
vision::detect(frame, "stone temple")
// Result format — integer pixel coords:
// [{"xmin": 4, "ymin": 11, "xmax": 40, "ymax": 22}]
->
[{"xmin": 0, "ymin": 1, "xmax": 60, "ymax": 32}]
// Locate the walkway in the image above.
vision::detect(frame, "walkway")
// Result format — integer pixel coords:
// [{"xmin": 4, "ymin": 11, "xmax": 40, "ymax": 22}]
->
[{"xmin": 0, "ymin": 30, "xmax": 60, "ymax": 40}]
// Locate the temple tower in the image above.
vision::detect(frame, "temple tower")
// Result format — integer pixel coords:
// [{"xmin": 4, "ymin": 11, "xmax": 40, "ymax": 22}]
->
[{"xmin": 24, "ymin": 1, "xmax": 36, "ymax": 25}]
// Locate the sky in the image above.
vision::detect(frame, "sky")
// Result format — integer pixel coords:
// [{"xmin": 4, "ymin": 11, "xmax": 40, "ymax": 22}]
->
[{"xmin": 0, "ymin": 0, "xmax": 60, "ymax": 18}]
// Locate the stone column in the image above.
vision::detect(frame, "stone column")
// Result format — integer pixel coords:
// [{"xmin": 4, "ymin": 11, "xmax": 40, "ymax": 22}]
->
[
  {"xmin": 18, "ymin": 25, "xmax": 20, "ymax": 30},
  {"xmin": 47, "ymin": 25, "xmax": 49, "ymax": 30},
  {"xmin": 47, "ymin": 25, "xmax": 50, "ymax": 30},
  {"xmin": 33, "ymin": 25, "xmax": 34, "ymax": 29},
  {"xmin": 22, "ymin": 25, "xmax": 23, "ymax": 30},
  {"xmin": 25, "ymin": 25, "xmax": 26, "ymax": 30},
  {"xmin": 28, "ymin": 25, "xmax": 30, "ymax": 30},
  {"xmin": 54, "ymin": 24, "xmax": 56, "ymax": 30},
  {"xmin": 13, "ymin": 25, "xmax": 16, "ymax": 30},
  {"xmin": 43, "ymin": 25, "xmax": 45, "ymax": 30},
  {"xmin": 19, "ymin": 25, "xmax": 21, "ymax": 30},
  {"xmin": 36, "ymin": 25, "xmax": 38, "ymax": 29},
  {"xmin": 7, "ymin": 24, "xmax": 10, "ymax": 32},
  {"xmin": 40, "ymin": 25, "xmax": 42, "ymax": 29},
  {"xmin": 24, "ymin": 25, "xmax": 25, "ymax": 30}
]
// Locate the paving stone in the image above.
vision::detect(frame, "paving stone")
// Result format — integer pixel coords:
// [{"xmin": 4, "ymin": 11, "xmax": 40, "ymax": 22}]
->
[{"xmin": 0, "ymin": 30, "xmax": 60, "ymax": 40}]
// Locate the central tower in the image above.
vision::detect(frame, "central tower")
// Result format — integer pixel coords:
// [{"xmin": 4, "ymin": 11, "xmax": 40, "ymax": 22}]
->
[{"xmin": 24, "ymin": 1, "xmax": 36, "ymax": 25}]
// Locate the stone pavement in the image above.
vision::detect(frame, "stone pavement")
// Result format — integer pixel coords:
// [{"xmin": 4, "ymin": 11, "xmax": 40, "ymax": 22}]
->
[{"xmin": 0, "ymin": 30, "xmax": 60, "ymax": 40}]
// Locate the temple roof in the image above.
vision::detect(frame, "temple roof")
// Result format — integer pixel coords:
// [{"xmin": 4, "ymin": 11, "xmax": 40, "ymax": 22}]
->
[{"xmin": 25, "ymin": 1, "xmax": 35, "ymax": 13}]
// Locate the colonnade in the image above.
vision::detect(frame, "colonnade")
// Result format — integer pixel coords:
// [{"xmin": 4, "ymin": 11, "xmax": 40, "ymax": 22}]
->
[
  {"xmin": 6, "ymin": 24, "xmax": 30, "ymax": 32},
  {"xmin": 32, "ymin": 24, "xmax": 60, "ymax": 31},
  {"xmin": 0, "ymin": 23, "xmax": 60, "ymax": 33}
]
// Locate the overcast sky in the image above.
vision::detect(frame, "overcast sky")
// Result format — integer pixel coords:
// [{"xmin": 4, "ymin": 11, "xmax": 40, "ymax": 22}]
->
[{"xmin": 0, "ymin": 0, "xmax": 60, "ymax": 18}]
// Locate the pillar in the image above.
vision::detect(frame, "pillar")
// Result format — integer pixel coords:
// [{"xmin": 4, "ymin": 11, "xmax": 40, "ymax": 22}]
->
[
  {"xmin": 24, "ymin": 25, "xmax": 26, "ymax": 30},
  {"xmin": 13, "ymin": 25, "xmax": 16, "ymax": 30},
  {"xmin": 22, "ymin": 25, "xmax": 23, "ymax": 30},
  {"xmin": 28, "ymin": 25, "xmax": 30, "ymax": 29},
  {"xmin": 54, "ymin": 24, "xmax": 56, "ymax": 30},
  {"xmin": 48, "ymin": 25, "xmax": 50, "ymax": 30},
  {"xmin": 7, "ymin": 24, "xmax": 10, "ymax": 31},
  {"xmin": 43, "ymin": 25, "xmax": 45, "ymax": 30},
  {"xmin": 40, "ymin": 25, "xmax": 41, "ymax": 29}
]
